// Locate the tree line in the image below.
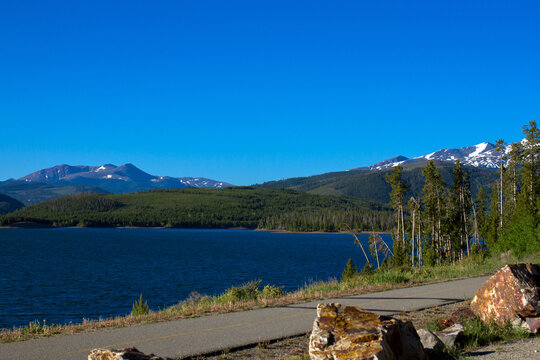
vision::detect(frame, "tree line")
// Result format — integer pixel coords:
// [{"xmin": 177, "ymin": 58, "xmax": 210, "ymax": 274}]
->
[{"xmin": 0, "ymin": 187, "xmax": 394, "ymax": 231}]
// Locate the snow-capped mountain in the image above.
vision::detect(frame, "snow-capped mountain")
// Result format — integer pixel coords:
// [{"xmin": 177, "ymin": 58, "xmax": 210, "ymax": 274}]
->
[
  {"xmin": 359, "ymin": 140, "xmax": 520, "ymax": 171},
  {"xmin": 17, "ymin": 164, "xmax": 234, "ymax": 193}
]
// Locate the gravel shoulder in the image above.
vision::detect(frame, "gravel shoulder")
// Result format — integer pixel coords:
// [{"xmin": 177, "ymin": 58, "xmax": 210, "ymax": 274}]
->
[{"xmin": 464, "ymin": 337, "xmax": 540, "ymax": 360}]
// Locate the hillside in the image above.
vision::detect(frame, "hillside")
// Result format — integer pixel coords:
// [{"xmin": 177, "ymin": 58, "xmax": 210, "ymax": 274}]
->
[
  {"xmin": 0, "ymin": 193, "xmax": 24, "ymax": 214},
  {"xmin": 0, "ymin": 181, "xmax": 108, "ymax": 205},
  {"xmin": 0, "ymin": 188, "xmax": 394, "ymax": 232},
  {"xmin": 255, "ymin": 160, "xmax": 498, "ymax": 203}
]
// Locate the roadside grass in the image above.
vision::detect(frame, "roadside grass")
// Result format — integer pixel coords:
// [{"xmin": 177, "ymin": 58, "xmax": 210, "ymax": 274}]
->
[
  {"xmin": 1, "ymin": 251, "xmax": 538, "ymax": 344},
  {"xmin": 427, "ymin": 308, "xmax": 533, "ymax": 359}
]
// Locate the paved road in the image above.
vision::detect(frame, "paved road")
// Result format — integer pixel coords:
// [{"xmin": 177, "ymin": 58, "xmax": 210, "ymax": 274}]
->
[{"xmin": 0, "ymin": 276, "xmax": 489, "ymax": 360}]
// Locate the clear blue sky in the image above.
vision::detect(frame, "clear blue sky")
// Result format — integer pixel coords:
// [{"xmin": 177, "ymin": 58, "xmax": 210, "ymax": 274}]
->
[{"xmin": 1, "ymin": 1, "xmax": 538, "ymax": 185}]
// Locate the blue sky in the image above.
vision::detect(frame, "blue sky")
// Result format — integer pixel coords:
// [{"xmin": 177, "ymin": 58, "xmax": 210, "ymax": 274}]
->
[{"xmin": 1, "ymin": 1, "xmax": 538, "ymax": 185}]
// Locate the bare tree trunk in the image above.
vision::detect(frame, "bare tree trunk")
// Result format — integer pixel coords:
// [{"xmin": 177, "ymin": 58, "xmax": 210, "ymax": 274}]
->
[
  {"xmin": 418, "ymin": 221, "xmax": 422, "ymax": 268},
  {"xmin": 400, "ymin": 206, "xmax": 405, "ymax": 248},
  {"xmin": 500, "ymin": 162, "xmax": 503, "ymax": 228},
  {"xmin": 471, "ymin": 198, "xmax": 479, "ymax": 246},
  {"xmin": 411, "ymin": 209, "xmax": 415, "ymax": 267}
]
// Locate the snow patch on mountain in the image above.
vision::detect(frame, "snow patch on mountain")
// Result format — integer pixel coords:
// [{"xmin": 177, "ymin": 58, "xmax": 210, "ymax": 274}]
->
[
  {"xmin": 359, "ymin": 140, "xmax": 522, "ymax": 171},
  {"xmin": 17, "ymin": 164, "xmax": 234, "ymax": 193}
]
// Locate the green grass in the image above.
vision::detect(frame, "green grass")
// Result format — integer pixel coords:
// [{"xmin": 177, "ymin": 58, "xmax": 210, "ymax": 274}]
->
[{"xmin": 426, "ymin": 309, "xmax": 532, "ymax": 359}]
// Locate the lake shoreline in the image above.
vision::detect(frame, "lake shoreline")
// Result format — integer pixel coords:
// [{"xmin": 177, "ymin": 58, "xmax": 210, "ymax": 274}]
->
[{"xmin": 0, "ymin": 223, "xmax": 390, "ymax": 234}]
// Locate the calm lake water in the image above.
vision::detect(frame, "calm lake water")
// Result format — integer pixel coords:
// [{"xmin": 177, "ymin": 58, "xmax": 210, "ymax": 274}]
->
[{"xmin": 0, "ymin": 228, "xmax": 391, "ymax": 329}]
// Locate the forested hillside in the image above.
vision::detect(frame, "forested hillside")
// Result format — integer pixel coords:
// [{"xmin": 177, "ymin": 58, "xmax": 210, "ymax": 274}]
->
[
  {"xmin": 0, "ymin": 187, "xmax": 394, "ymax": 232},
  {"xmin": 256, "ymin": 161, "xmax": 498, "ymax": 203},
  {"xmin": 0, "ymin": 194, "xmax": 24, "ymax": 214},
  {"xmin": 0, "ymin": 181, "xmax": 108, "ymax": 205}
]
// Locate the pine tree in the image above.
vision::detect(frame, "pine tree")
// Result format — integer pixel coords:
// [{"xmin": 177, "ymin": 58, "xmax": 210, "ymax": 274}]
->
[
  {"xmin": 449, "ymin": 160, "xmax": 472, "ymax": 259},
  {"xmin": 407, "ymin": 196, "xmax": 422, "ymax": 267},
  {"xmin": 421, "ymin": 161, "xmax": 446, "ymax": 263},
  {"xmin": 485, "ymin": 184, "xmax": 501, "ymax": 249},
  {"xmin": 521, "ymin": 120, "xmax": 540, "ymax": 211},
  {"xmin": 504, "ymin": 141, "xmax": 523, "ymax": 219},
  {"xmin": 386, "ymin": 166, "xmax": 409, "ymax": 250},
  {"xmin": 341, "ymin": 258, "xmax": 357, "ymax": 282},
  {"xmin": 474, "ymin": 187, "xmax": 489, "ymax": 249},
  {"xmin": 495, "ymin": 139, "xmax": 507, "ymax": 229}
]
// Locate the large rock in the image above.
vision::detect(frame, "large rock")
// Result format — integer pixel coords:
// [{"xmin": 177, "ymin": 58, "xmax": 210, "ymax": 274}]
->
[
  {"xmin": 470, "ymin": 263, "xmax": 540, "ymax": 332},
  {"xmin": 417, "ymin": 329, "xmax": 444, "ymax": 353},
  {"xmin": 88, "ymin": 347, "xmax": 170, "ymax": 360},
  {"xmin": 309, "ymin": 303, "xmax": 427, "ymax": 360},
  {"xmin": 434, "ymin": 323, "xmax": 464, "ymax": 348}
]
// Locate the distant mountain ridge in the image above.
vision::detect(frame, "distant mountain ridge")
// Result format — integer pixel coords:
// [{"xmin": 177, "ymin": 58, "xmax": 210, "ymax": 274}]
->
[
  {"xmin": 358, "ymin": 141, "xmax": 519, "ymax": 171},
  {"xmin": 0, "ymin": 193, "xmax": 24, "ymax": 214},
  {"xmin": 15, "ymin": 163, "xmax": 233, "ymax": 194},
  {"xmin": 0, "ymin": 181, "xmax": 109, "ymax": 205}
]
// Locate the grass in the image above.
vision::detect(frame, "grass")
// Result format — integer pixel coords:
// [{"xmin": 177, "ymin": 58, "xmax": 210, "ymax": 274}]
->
[
  {"xmin": 1, "ymin": 251, "xmax": 538, "ymax": 344},
  {"xmin": 426, "ymin": 310, "xmax": 532, "ymax": 359}
]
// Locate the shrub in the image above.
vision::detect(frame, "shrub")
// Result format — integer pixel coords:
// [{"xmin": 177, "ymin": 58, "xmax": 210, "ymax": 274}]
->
[
  {"xmin": 218, "ymin": 280, "xmax": 262, "ymax": 303},
  {"xmin": 359, "ymin": 262, "xmax": 374, "ymax": 275},
  {"xmin": 131, "ymin": 294, "xmax": 149, "ymax": 317},
  {"xmin": 259, "ymin": 285, "xmax": 284, "ymax": 299},
  {"xmin": 340, "ymin": 258, "xmax": 358, "ymax": 282}
]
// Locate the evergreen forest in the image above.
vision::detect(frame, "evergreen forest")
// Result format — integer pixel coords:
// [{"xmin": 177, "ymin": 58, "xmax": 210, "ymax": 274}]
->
[
  {"xmin": 377, "ymin": 120, "xmax": 540, "ymax": 270},
  {"xmin": 0, "ymin": 187, "xmax": 395, "ymax": 232}
]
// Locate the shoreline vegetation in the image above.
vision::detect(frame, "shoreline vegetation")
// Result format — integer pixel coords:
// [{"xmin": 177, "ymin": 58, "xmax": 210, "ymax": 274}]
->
[
  {"xmin": 1, "ymin": 251, "xmax": 537, "ymax": 344},
  {"xmin": 0, "ymin": 223, "xmax": 391, "ymax": 235}
]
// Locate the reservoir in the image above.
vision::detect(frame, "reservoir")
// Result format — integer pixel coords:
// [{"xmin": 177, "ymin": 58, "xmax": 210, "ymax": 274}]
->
[{"xmin": 0, "ymin": 228, "xmax": 390, "ymax": 329}]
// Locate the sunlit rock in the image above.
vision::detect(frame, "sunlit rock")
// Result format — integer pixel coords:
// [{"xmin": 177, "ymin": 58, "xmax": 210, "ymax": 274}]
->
[
  {"xmin": 470, "ymin": 263, "xmax": 540, "ymax": 333},
  {"xmin": 88, "ymin": 347, "xmax": 170, "ymax": 360},
  {"xmin": 309, "ymin": 303, "xmax": 426, "ymax": 360}
]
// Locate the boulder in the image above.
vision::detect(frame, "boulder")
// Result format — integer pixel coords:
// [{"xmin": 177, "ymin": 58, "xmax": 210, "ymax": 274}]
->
[
  {"xmin": 309, "ymin": 303, "xmax": 427, "ymax": 360},
  {"xmin": 434, "ymin": 323, "xmax": 464, "ymax": 348},
  {"xmin": 88, "ymin": 347, "xmax": 170, "ymax": 360},
  {"xmin": 470, "ymin": 263, "xmax": 540, "ymax": 333},
  {"xmin": 416, "ymin": 329, "xmax": 444, "ymax": 353}
]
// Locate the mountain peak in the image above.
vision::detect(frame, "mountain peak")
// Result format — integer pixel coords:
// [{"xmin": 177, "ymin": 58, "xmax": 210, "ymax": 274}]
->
[
  {"xmin": 361, "ymin": 140, "xmax": 522, "ymax": 171},
  {"xmin": 15, "ymin": 163, "xmax": 233, "ymax": 193}
]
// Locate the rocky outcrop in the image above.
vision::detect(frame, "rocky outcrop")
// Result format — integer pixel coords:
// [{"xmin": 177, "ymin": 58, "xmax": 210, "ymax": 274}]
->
[
  {"xmin": 309, "ymin": 303, "xmax": 426, "ymax": 360},
  {"xmin": 470, "ymin": 263, "xmax": 540, "ymax": 333},
  {"xmin": 88, "ymin": 347, "xmax": 170, "ymax": 360}
]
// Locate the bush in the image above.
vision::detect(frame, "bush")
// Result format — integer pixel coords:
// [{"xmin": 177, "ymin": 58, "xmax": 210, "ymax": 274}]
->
[
  {"xmin": 218, "ymin": 280, "xmax": 262, "ymax": 303},
  {"xmin": 131, "ymin": 294, "xmax": 149, "ymax": 316},
  {"xmin": 341, "ymin": 258, "xmax": 358, "ymax": 282},
  {"xmin": 259, "ymin": 285, "xmax": 284, "ymax": 299},
  {"xmin": 497, "ymin": 212, "xmax": 539, "ymax": 257},
  {"xmin": 360, "ymin": 262, "xmax": 374, "ymax": 275}
]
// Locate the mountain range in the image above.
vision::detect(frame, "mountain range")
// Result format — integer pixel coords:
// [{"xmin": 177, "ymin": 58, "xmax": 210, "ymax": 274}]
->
[
  {"xmin": 255, "ymin": 141, "xmax": 511, "ymax": 203},
  {"xmin": 0, "ymin": 164, "xmax": 233, "ymax": 205},
  {"xmin": 15, "ymin": 163, "xmax": 233, "ymax": 192},
  {"xmin": 0, "ymin": 140, "xmax": 514, "ymax": 208},
  {"xmin": 358, "ymin": 140, "xmax": 519, "ymax": 171}
]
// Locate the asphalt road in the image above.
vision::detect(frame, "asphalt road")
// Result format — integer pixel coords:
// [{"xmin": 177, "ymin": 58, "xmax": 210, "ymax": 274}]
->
[{"xmin": 0, "ymin": 276, "xmax": 489, "ymax": 360}]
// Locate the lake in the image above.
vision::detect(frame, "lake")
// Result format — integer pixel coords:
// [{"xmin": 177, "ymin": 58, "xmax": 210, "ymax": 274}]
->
[{"xmin": 0, "ymin": 228, "xmax": 391, "ymax": 329}]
